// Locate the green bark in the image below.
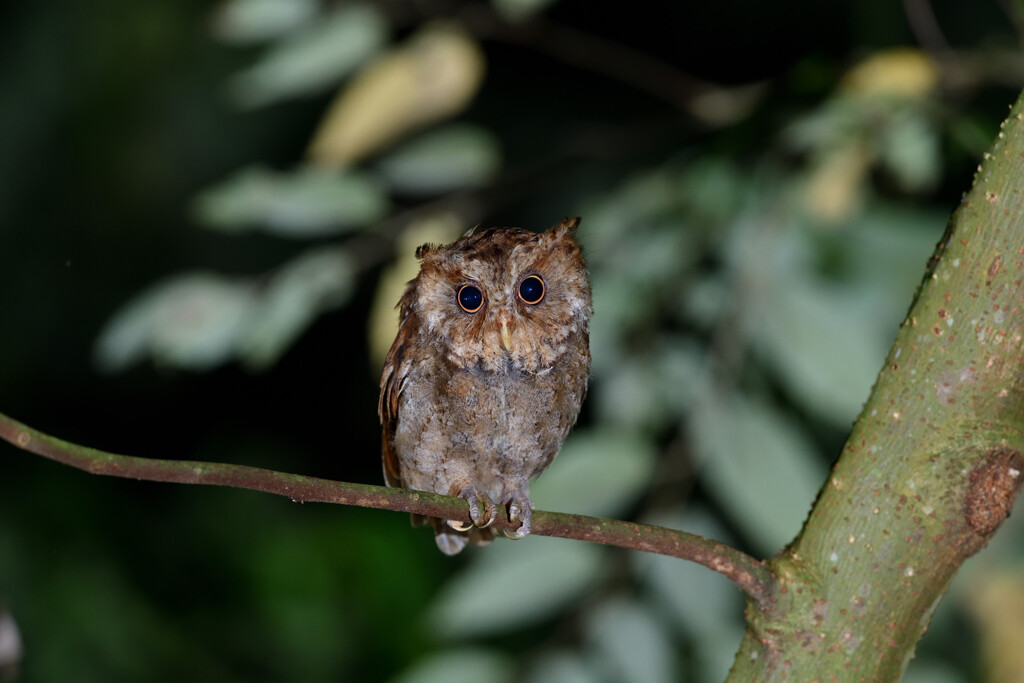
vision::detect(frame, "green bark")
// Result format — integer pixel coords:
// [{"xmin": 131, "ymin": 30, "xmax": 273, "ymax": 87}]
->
[{"xmin": 727, "ymin": 90, "xmax": 1024, "ymax": 681}]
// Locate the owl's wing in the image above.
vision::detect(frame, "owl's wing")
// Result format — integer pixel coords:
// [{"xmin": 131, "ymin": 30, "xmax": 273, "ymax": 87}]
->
[{"xmin": 378, "ymin": 311, "xmax": 415, "ymax": 489}]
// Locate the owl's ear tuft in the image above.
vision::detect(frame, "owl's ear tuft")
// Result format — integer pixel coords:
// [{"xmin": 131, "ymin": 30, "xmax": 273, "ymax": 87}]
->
[
  {"xmin": 551, "ymin": 216, "xmax": 581, "ymax": 237},
  {"xmin": 548, "ymin": 216, "xmax": 581, "ymax": 242},
  {"xmin": 415, "ymin": 243, "xmax": 436, "ymax": 259}
]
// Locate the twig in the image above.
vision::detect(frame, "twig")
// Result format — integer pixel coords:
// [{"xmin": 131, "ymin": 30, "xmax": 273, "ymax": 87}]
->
[
  {"xmin": 479, "ymin": 16, "xmax": 711, "ymax": 113},
  {"xmin": 0, "ymin": 410, "xmax": 774, "ymax": 610},
  {"xmin": 902, "ymin": 0, "xmax": 951, "ymax": 55}
]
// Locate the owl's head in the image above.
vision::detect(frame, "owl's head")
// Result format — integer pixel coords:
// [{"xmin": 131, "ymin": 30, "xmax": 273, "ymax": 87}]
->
[{"xmin": 405, "ymin": 217, "xmax": 592, "ymax": 372}]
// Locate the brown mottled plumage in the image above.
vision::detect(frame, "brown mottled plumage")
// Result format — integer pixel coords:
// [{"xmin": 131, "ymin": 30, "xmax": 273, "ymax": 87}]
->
[{"xmin": 378, "ymin": 217, "xmax": 592, "ymax": 554}]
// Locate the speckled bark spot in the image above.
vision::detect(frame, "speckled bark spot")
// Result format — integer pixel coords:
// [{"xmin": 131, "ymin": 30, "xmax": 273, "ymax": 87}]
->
[
  {"xmin": 964, "ymin": 449, "xmax": 1024, "ymax": 537},
  {"xmin": 987, "ymin": 254, "xmax": 1003, "ymax": 285}
]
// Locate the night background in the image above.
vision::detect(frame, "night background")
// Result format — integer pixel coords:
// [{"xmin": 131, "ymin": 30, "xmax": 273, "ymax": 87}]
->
[{"xmin": 2, "ymin": 1, "xmax": 1024, "ymax": 681}]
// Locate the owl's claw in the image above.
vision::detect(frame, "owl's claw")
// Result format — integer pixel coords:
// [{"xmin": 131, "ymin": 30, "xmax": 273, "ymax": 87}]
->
[
  {"xmin": 502, "ymin": 496, "xmax": 533, "ymax": 540},
  {"xmin": 447, "ymin": 486, "xmax": 497, "ymax": 531}
]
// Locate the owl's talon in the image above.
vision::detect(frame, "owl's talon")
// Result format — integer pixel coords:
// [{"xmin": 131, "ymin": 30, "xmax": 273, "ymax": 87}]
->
[
  {"xmin": 453, "ymin": 486, "xmax": 498, "ymax": 530},
  {"xmin": 509, "ymin": 500, "xmax": 522, "ymax": 523},
  {"xmin": 502, "ymin": 496, "xmax": 533, "ymax": 540}
]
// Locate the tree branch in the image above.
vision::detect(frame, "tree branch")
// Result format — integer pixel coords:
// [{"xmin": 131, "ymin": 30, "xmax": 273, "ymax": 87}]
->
[
  {"xmin": 0, "ymin": 410, "xmax": 773, "ymax": 610},
  {"xmin": 726, "ymin": 89, "xmax": 1024, "ymax": 680}
]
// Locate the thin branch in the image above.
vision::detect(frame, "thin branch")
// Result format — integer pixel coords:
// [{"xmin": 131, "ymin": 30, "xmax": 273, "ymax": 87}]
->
[
  {"xmin": 477, "ymin": 15, "xmax": 711, "ymax": 113},
  {"xmin": 0, "ymin": 410, "xmax": 773, "ymax": 610},
  {"xmin": 902, "ymin": 0, "xmax": 951, "ymax": 55}
]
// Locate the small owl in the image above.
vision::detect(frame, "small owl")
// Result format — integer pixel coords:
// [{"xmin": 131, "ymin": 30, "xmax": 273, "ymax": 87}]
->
[{"xmin": 379, "ymin": 217, "xmax": 592, "ymax": 554}]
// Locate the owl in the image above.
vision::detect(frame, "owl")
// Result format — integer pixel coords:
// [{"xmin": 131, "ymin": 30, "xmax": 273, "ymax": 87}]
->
[{"xmin": 378, "ymin": 217, "xmax": 592, "ymax": 555}]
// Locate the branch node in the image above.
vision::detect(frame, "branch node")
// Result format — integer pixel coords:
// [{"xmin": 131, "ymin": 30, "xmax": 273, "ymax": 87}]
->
[{"xmin": 964, "ymin": 448, "xmax": 1024, "ymax": 539}]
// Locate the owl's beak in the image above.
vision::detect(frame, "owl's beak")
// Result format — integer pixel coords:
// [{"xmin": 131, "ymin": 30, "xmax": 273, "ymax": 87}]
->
[{"xmin": 498, "ymin": 315, "xmax": 513, "ymax": 351}]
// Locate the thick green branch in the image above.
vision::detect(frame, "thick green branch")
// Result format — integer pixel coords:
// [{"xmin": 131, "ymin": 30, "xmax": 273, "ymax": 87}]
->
[
  {"xmin": 0, "ymin": 410, "xmax": 772, "ymax": 609},
  {"xmin": 727, "ymin": 90, "xmax": 1024, "ymax": 680}
]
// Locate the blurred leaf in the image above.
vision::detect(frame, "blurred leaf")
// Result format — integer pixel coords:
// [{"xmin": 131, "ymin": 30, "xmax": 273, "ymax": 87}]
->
[
  {"xmin": 308, "ymin": 21, "xmax": 485, "ymax": 165},
  {"xmin": 635, "ymin": 508, "xmax": 746, "ymax": 682},
  {"xmin": 0, "ymin": 609, "xmax": 22, "ymax": 674},
  {"xmin": 94, "ymin": 272, "xmax": 255, "ymax": 372},
  {"xmin": 375, "ymin": 124, "xmax": 501, "ymax": 194},
  {"xmin": 228, "ymin": 4, "xmax": 386, "ymax": 107},
  {"xmin": 368, "ymin": 214, "xmax": 465, "ymax": 370},
  {"xmin": 490, "ymin": 0, "xmax": 560, "ymax": 21},
  {"xmin": 586, "ymin": 599, "xmax": 677, "ymax": 683},
  {"xmin": 783, "ymin": 98, "xmax": 863, "ymax": 153},
  {"xmin": 96, "ymin": 249, "xmax": 358, "ymax": 372},
  {"xmin": 390, "ymin": 649, "xmax": 513, "ymax": 683},
  {"xmin": 688, "ymin": 82, "xmax": 768, "ymax": 126},
  {"xmin": 802, "ymin": 143, "xmax": 870, "ymax": 223},
  {"xmin": 634, "ymin": 509, "xmax": 740, "ymax": 635},
  {"xmin": 723, "ymin": 197, "xmax": 812, "ymax": 277},
  {"xmin": 589, "ymin": 273, "xmax": 660, "ymax": 367},
  {"xmin": 526, "ymin": 652, "xmax": 601, "ymax": 683},
  {"xmin": 211, "ymin": 0, "xmax": 318, "ymax": 44},
  {"xmin": 530, "ymin": 428, "xmax": 656, "ymax": 517},
  {"xmin": 620, "ymin": 223, "xmax": 698, "ymax": 284},
  {"xmin": 192, "ymin": 165, "xmax": 388, "ymax": 236},
  {"xmin": 239, "ymin": 247, "xmax": 356, "ymax": 369},
  {"xmin": 690, "ymin": 393, "xmax": 826, "ymax": 553},
  {"xmin": 429, "ymin": 536, "xmax": 604, "ymax": 637},
  {"xmin": 582, "ymin": 169, "xmax": 680, "ymax": 260},
  {"xmin": 681, "ymin": 158, "xmax": 747, "ymax": 224},
  {"xmin": 843, "ymin": 204, "xmax": 942, "ymax": 305},
  {"xmin": 839, "ymin": 48, "xmax": 938, "ymax": 98},
  {"xmin": 879, "ymin": 108, "xmax": 940, "ymax": 192},
  {"xmin": 680, "ymin": 274, "xmax": 729, "ymax": 329},
  {"xmin": 755, "ymin": 274, "xmax": 887, "ymax": 426},
  {"xmin": 593, "ymin": 339, "xmax": 704, "ymax": 430}
]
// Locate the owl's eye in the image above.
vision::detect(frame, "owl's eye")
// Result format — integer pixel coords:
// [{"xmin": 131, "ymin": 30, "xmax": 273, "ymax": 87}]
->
[
  {"xmin": 518, "ymin": 275, "xmax": 545, "ymax": 305},
  {"xmin": 457, "ymin": 284, "xmax": 484, "ymax": 313}
]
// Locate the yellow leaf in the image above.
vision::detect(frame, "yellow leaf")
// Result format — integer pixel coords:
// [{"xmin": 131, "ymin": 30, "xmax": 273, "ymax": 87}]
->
[
  {"xmin": 308, "ymin": 22, "xmax": 485, "ymax": 166},
  {"xmin": 803, "ymin": 143, "xmax": 872, "ymax": 224},
  {"xmin": 840, "ymin": 48, "xmax": 938, "ymax": 98},
  {"xmin": 368, "ymin": 214, "xmax": 465, "ymax": 370}
]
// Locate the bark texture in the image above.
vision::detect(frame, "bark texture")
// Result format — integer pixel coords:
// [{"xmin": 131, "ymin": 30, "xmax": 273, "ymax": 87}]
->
[{"xmin": 727, "ymin": 92, "xmax": 1024, "ymax": 681}]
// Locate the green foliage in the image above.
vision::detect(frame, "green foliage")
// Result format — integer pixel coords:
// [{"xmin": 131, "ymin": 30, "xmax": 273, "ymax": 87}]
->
[
  {"xmin": 192, "ymin": 166, "xmax": 388, "ymax": 235},
  {"xmin": 428, "ymin": 537, "xmax": 605, "ymax": 638},
  {"xmin": 225, "ymin": 4, "xmax": 387, "ymax": 107},
  {"xmin": 93, "ymin": 247, "xmax": 357, "ymax": 371},
  {"xmin": 374, "ymin": 124, "xmax": 502, "ymax": 195},
  {"xmin": 691, "ymin": 393, "xmax": 825, "ymax": 554}
]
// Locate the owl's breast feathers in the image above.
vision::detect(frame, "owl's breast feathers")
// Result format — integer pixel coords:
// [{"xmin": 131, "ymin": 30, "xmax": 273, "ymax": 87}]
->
[{"xmin": 381, "ymin": 320, "xmax": 586, "ymax": 479}]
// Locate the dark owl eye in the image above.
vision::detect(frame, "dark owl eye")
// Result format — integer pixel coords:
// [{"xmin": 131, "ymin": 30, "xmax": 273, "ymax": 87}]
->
[
  {"xmin": 518, "ymin": 275, "xmax": 545, "ymax": 305},
  {"xmin": 457, "ymin": 284, "xmax": 484, "ymax": 313}
]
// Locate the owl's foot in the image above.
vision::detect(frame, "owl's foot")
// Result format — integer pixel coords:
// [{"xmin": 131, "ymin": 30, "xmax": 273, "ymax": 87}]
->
[
  {"xmin": 447, "ymin": 486, "xmax": 498, "ymax": 532},
  {"xmin": 502, "ymin": 495, "xmax": 533, "ymax": 540}
]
